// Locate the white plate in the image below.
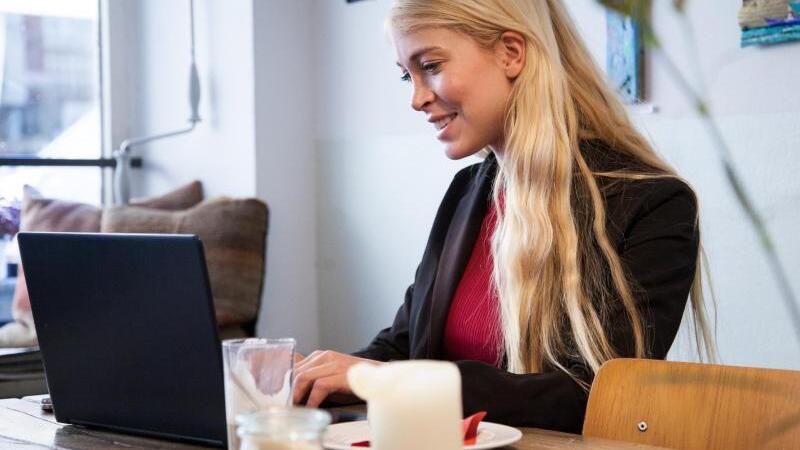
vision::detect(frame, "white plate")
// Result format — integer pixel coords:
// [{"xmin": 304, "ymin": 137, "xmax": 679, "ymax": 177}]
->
[{"xmin": 323, "ymin": 420, "xmax": 523, "ymax": 450}]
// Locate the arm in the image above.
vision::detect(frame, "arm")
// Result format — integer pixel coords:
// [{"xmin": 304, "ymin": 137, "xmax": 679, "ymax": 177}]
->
[{"xmin": 457, "ymin": 179, "xmax": 700, "ymax": 433}]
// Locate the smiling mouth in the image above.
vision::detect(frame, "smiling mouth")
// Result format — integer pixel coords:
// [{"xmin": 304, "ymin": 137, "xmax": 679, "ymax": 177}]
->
[{"xmin": 434, "ymin": 114, "xmax": 457, "ymax": 131}]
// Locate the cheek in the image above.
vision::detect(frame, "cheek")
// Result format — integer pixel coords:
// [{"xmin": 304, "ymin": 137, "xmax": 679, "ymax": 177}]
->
[
  {"xmin": 473, "ymin": 78, "xmax": 510, "ymax": 134},
  {"xmin": 431, "ymin": 76, "xmax": 465, "ymax": 110}
]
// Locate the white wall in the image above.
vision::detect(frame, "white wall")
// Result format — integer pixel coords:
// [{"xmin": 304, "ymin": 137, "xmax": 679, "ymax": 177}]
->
[
  {"xmin": 252, "ymin": 0, "xmax": 320, "ymax": 353},
  {"xmin": 127, "ymin": 0, "xmax": 257, "ymax": 200},
  {"xmin": 314, "ymin": 0, "xmax": 800, "ymax": 370},
  {"xmin": 120, "ymin": 0, "xmax": 320, "ymax": 352}
]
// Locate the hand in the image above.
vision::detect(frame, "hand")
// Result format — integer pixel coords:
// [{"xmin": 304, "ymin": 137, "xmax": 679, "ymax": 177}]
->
[{"xmin": 293, "ymin": 350, "xmax": 381, "ymax": 408}]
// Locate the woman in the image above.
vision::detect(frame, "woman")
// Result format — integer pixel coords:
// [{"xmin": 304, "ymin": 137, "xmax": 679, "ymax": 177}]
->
[{"xmin": 292, "ymin": 0, "xmax": 715, "ymax": 433}]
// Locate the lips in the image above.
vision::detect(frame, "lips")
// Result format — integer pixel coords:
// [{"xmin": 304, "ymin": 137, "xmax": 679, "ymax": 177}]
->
[
  {"xmin": 428, "ymin": 113, "xmax": 458, "ymax": 131},
  {"xmin": 434, "ymin": 114, "xmax": 456, "ymax": 131}
]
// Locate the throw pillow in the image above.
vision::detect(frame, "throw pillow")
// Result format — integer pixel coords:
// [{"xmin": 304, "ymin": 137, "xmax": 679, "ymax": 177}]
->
[
  {"xmin": 1, "ymin": 181, "xmax": 205, "ymax": 348},
  {"xmin": 101, "ymin": 198, "xmax": 269, "ymax": 334},
  {"xmin": 130, "ymin": 180, "xmax": 203, "ymax": 211},
  {"xmin": 11, "ymin": 186, "xmax": 102, "ymax": 328}
]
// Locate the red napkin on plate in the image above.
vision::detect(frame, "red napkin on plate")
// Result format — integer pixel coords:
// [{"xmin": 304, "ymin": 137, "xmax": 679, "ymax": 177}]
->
[{"xmin": 351, "ymin": 411, "xmax": 487, "ymax": 447}]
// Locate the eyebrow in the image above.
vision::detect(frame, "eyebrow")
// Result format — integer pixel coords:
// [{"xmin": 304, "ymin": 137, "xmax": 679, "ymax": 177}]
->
[{"xmin": 396, "ymin": 46, "xmax": 443, "ymax": 69}]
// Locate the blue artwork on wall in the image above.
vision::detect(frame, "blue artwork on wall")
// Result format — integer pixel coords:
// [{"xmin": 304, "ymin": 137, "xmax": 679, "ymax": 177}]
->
[
  {"xmin": 606, "ymin": 11, "xmax": 644, "ymax": 104},
  {"xmin": 739, "ymin": 0, "xmax": 800, "ymax": 47}
]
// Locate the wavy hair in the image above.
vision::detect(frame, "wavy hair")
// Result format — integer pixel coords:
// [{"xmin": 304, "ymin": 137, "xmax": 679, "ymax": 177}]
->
[{"xmin": 389, "ymin": 0, "xmax": 715, "ymax": 382}]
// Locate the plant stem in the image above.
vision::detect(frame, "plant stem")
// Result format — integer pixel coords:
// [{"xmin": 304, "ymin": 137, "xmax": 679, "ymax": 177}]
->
[
  {"xmin": 646, "ymin": 10, "xmax": 800, "ymax": 344},
  {"xmin": 698, "ymin": 113, "xmax": 800, "ymax": 343}
]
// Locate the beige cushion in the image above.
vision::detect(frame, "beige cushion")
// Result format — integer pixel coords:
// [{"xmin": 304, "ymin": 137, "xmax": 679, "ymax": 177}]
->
[
  {"xmin": 20, "ymin": 187, "xmax": 102, "ymax": 232},
  {"xmin": 16, "ymin": 179, "xmax": 202, "ymax": 232},
  {"xmin": 130, "ymin": 180, "xmax": 203, "ymax": 211},
  {"xmin": 101, "ymin": 198, "xmax": 269, "ymax": 329},
  {"xmin": 11, "ymin": 187, "xmax": 103, "ymax": 328}
]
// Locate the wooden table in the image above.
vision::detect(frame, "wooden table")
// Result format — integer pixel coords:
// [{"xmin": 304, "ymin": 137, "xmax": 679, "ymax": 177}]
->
[{"xmin": 0, "ymin": 396, "xmax": 669, "ymax": 449}]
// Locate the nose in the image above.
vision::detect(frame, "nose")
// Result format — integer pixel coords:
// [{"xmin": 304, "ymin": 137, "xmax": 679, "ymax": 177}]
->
[{"xmin": 411, "ymin": 81, "xmax": 434, "ymax": 111}]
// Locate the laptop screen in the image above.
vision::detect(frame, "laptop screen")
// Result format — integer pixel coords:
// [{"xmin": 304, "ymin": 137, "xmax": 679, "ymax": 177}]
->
[{"xmin": 19, "ymin": 232, "xmax": 227, "ymax": 447}]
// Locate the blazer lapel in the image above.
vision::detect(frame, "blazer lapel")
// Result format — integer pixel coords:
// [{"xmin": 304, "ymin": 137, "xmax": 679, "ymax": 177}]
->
[{"xmin": 427, "ymin": 156, "xmax": 497, "ymax": 358}]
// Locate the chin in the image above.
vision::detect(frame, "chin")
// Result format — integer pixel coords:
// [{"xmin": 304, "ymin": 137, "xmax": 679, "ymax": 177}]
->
[{"xmin": 444, "ymin": 143, "xmax": 482, "ymax": 160}]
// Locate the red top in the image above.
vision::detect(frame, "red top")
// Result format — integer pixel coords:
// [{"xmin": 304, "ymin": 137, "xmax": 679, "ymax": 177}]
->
[{"xmin": 442, "ymin": 203, "xmax": 502, "ymax": 367}]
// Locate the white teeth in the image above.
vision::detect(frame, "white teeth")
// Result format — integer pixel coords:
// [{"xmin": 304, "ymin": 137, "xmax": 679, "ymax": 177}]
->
[{"xmin": 434, "ymin": 114, "xmax": 456, "ymax": 131}]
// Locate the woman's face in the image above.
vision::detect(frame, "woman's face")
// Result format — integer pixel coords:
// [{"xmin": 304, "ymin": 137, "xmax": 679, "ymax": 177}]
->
[{"xmin": 393, "ymin": 27, "xmax": 522, "ymax": 160}]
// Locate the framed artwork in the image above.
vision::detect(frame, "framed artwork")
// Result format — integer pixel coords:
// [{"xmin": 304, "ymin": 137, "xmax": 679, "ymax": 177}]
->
[
  {"xmin": 739, "ymin": 0, "xmax": 800, "ymax": 47},
  {"xmin": 606, "ymin": 11, "xmax": 644, "ymax": 104}
]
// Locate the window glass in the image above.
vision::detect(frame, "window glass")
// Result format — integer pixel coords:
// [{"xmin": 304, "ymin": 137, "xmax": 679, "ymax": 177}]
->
[{"xmin": 0, "ymin": 0, "xmax": 101, "ymax": 206}]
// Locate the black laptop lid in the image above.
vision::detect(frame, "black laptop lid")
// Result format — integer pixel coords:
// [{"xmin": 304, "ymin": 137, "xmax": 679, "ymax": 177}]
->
[{"xmin": 18, "ymin": 232, "xmax": 226, "ymax": 447}]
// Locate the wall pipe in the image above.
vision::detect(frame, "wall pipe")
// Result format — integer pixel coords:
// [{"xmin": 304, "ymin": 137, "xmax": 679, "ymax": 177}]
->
[{"xmin": 113, "ymin": 0, "xmax": 201, "ymax": 204}]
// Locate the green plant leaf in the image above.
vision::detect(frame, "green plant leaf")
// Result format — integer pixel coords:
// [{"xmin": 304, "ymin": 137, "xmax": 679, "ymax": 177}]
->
[{"xmin": 596, "ymin": 0, "xmax": 653, "ymax": 24}]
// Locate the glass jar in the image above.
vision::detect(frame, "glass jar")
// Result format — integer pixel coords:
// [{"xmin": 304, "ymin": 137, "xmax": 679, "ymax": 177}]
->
[{"xmin": 236, "ymin": 407, "xmax": 331, "ymax": 450}]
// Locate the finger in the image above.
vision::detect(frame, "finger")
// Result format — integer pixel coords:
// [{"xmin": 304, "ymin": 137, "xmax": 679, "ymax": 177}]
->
[
  {"xmin": 294, "ymin": 350, "xmax": 322, "ymax": 372},
  {"xmin": 293, "ymin": 352, "xmax": 305, "ymax": 365},
  {"xmin": 305, "ymin": 375, "xmax": 348, "ymax": 408},
  {"xmin": 292, "ymin": 362, "xmax": 341, "ymax": 405},
  {"xmin": 295, "ymin": 350, "xmax": 332, "ymax": 372}
]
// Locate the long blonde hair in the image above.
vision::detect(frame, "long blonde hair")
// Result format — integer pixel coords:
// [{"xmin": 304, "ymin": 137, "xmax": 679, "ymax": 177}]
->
[{"xmin": 390, "ymin": 0, "xmax": 715, "ymax": 382}]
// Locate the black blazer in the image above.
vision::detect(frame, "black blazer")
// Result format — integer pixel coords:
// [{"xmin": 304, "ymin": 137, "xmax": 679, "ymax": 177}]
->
[{"xmin": 352, "ymin": 143, "xmax": 699, "ymax": 433}]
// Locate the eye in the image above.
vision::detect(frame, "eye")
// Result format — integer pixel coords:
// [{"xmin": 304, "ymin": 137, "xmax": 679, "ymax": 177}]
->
[
  {"xmin": 400, "ymin": 71, "xmax": 411, "ymax": 82},
  {"xmin": 421, "ymin": 61, "xmax": 441, "ymax": 74}
]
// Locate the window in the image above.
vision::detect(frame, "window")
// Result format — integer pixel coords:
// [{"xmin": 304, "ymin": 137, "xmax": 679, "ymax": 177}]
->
[{"xmin": 0, "ymin": 0, "xmax": 102, "ymax": 206}]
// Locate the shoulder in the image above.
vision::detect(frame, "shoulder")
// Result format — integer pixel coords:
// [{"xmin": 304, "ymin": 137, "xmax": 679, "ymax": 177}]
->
[
  {"xmin": 578, "ymin": 139, "xmax": 698, "ymax": 227},
  {"xmin": 604, "ymin": 176, "xmax": 699, "ymax": 248},
  {"xmin": 614, "ymin": 176, "xmax": 697, "ymax": 206},
  {"xmin": 582, "ymin": 140, "xmax": 699, "ymax": 242}
]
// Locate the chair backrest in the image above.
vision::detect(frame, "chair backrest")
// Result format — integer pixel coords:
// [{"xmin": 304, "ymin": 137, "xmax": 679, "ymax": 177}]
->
[{"xmin": 583, "ymin": 358, "xmax": 800, "ymax": 449}]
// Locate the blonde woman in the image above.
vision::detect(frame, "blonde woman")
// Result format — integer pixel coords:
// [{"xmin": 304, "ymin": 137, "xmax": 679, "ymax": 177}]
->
[{"xmin": 292, "ymin": 0, "xmax": 714, "ymax": 432}]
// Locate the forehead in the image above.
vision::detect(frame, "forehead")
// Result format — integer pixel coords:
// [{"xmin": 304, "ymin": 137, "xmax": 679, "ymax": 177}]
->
[{"xmin": 392, "ymin": 27, "xmax": 478, "ymax": 67}]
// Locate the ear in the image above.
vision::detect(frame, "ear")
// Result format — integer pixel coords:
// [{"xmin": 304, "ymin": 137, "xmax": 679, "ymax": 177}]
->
[{"xmin": 495, "ymin": 31, "xmax": 526, "ymax": 80}]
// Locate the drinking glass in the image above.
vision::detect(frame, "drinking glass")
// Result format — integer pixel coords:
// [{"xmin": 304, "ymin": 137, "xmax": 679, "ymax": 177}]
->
[{"xmin": 222, "ymin": 338, "xmax": 296, "ymax": 449}]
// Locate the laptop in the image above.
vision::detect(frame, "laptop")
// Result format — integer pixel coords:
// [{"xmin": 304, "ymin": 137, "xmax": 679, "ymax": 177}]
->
[{"xmin": 17, "ymin": 232, "xmax": 227, "ymax": 447}]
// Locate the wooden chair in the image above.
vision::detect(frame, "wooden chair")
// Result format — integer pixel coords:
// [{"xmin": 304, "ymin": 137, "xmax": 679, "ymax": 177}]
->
[{"xmin": 583, "ymin": 358, "xmax": 800, "ymax": 449}]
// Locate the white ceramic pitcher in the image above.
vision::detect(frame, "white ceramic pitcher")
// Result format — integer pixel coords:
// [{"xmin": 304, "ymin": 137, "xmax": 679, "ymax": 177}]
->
[{"xmin": 347, "ymin": 360, "xmax": 462, "ymax": 450}]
